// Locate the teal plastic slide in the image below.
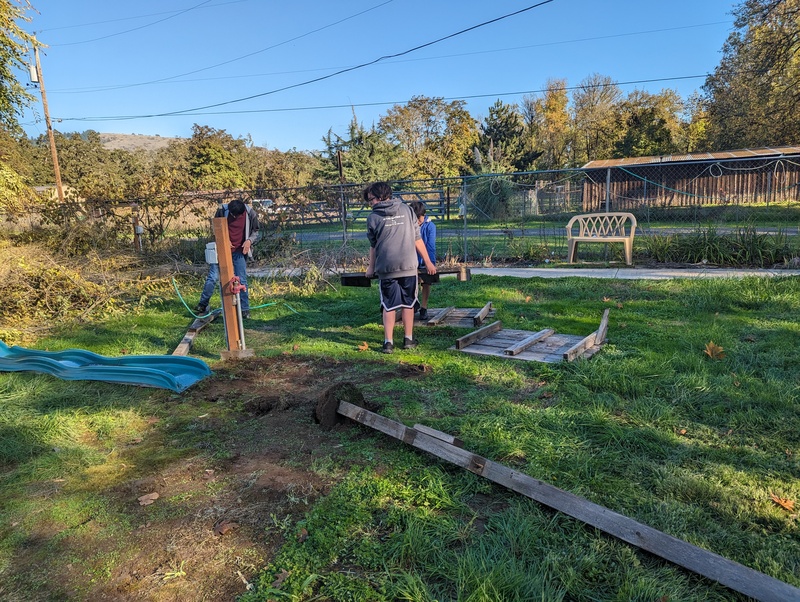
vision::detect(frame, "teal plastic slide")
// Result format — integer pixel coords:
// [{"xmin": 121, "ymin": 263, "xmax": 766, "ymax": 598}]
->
[{"xmin": 0, "ymin": 341, "xmax": 211, "ymax": 392}]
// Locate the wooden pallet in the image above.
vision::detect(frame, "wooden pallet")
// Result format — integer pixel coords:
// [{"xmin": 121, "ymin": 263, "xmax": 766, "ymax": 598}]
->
[{"xmin": 452, "ymin": 309, "xmax": 609, "ymax": 363}]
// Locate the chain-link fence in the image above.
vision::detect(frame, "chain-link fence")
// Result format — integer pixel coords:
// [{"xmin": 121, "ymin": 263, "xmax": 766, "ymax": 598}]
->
[{"xmin": 14, "ymin": 153, "xmax": 800, "ymax": 266}]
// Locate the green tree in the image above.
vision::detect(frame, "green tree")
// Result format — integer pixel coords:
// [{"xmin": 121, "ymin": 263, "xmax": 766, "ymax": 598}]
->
[
  {"xmin": 379, "ymin": 96, "xmax": 479, "ymax": 180},
  {"xmin": 523, "ymin": 79, "xmax": 571, "ymax": 170},
  {"xmin": 478, "ymin": 100, "xmax": 527, "ymax": 172},
  {"xmin": 319, "ymin": 114, "xmax": 405, "ymax": 183},
  {"xmin": 703, "ymin": 0, "xmax": 800, "ymax": 148},
  {"xmin": 612, "ymin": 89, "xmax": 684, "ymax": 158},
  {"xmin": 0, "ymin": 0, "xmax": 36, "ymax": 132},
  {"xmin": 186, "ymin": 124, "xmax": 246, "ymax": 190},
  {"xmin": 570, "ymin": 73, "xmax": 622, "ymax": 164}
]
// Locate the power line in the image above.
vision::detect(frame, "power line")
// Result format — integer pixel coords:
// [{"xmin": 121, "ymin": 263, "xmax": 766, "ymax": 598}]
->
[
  {"xmin": 38, "ymin": 0, "xmax": 251, "ymax": 34},
  {"xmin": 49, "ymin": 0, "xmax": 218, "ymax": 47},
  {"xmin": 48, "ymin": 19, "xmax": 731, "ymax": 95},
  {"xmin": 58, "ymin": 73, "xmax": 710, "ymax": 123},
  {"xmin": 58, "ymin": 0, "xmax": 556, "ymax": 121},
  {"xmin": 52, "ymin": 0, "xmax": 395, "ymax": 92}
]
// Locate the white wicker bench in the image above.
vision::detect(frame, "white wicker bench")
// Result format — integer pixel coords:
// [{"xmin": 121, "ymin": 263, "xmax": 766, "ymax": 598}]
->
[{"xmin": 566, "ymin": 212, "xmax": 637, "ymax": 265}]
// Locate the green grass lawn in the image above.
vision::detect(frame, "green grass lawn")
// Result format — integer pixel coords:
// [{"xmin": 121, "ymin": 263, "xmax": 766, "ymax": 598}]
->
[{"xmin": 1, "ymin": 272, "xmax": 799, "ymax": 601}]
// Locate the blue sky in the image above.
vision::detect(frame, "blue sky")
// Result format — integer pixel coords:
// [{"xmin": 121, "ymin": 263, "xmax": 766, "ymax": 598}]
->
[{"xmin": 19, "ymin": 0, "xmax": 737, "ymax": 153}]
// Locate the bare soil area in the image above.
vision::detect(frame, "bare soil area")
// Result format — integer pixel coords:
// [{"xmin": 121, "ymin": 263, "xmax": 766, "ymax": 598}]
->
[{"xmin": 8, "ymin": 355, "xmax": 425, "ymax": 602}]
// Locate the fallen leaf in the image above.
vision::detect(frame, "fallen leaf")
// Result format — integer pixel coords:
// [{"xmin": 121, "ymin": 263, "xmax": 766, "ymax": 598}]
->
[
  {"xmin": 678, "ymin": 428, "xmax": 687, "ymax": 436},
  {"xmin": 616, "ymin": 302, "xmax": 623, "ymax": 309},
  {"xmin": 272, "ymin": 569, "xmax": 290, "ymax": 588},
  {"xmin": 603, "ymin": 296, "xmax": 612, "ymax": 302},
  {"xmin": 213, "ymin": 519, "xmax": 239, "ymax": 536},
  {"xmin": 297, "ymin": 527, "xmax": 308, "ymax": 542},
  {"xmin": 292, "ymin": 344, "xmax": 300, "ymax": 351},
  {"xmin": 120, "ymin": 348, "xmax": 128, "ymax": 355},
  {"xmin": 770, "ymin": 493, "xmax": 795, "ymax": 512},
  {"xmin": 137, "ymin": 492, "xmax": 159, "ymax": 506},
  {"xmin": 704, "ymin": 341, "xmax": 725, "ymax": 360},
  {"xmin": 524, "ymin": 295, "xmax": 531, "ymax": 303},
  {"xmin": 357, "ymin": 341, "xmax": 369, "ymax": 352}
]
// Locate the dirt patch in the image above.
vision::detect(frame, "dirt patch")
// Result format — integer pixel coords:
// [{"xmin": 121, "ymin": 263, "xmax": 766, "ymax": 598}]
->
[{"xmin": 6, "ymin": 355, "xmax": 424, "ymax": 602}]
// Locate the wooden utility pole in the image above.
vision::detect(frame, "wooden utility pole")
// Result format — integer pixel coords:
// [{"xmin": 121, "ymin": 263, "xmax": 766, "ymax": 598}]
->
[{"xmin": 33, "ymin": 42, "xmax": 65, "ymax": 207}]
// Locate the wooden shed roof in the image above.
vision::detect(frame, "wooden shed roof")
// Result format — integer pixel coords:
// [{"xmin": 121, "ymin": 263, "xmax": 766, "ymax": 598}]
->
[{"xmin": 582, "ymin": 146, "xmax": 800, "ymax": 169}]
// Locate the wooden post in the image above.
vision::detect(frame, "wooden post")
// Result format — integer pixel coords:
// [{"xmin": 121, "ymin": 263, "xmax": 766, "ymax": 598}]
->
[{"xmin": 212, "ymin": 217, "xmax": 252, "ymax": 359}]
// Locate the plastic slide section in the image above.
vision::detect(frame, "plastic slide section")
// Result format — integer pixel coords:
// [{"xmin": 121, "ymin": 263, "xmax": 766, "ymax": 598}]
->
[{"xmin": 0, "ymin": 341, "xmax": 211, "ymax": 392}]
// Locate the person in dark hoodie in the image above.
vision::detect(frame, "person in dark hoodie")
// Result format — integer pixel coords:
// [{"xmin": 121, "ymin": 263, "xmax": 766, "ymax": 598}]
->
[{"xmin": 364, "ymin": 182, "xmax": 436, "ymax": 354}]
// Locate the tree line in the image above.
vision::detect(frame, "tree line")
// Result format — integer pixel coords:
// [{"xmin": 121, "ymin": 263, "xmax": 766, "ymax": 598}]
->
[{"xmin": 0, "ymin": 0, "xmax": 798, "ymax": 218}]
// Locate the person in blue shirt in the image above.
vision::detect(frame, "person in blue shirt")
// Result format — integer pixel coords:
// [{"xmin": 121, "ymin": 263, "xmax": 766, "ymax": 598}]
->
[{"xmin": 409, "ymin": 201, "xmax": 436, "ymax": 321}]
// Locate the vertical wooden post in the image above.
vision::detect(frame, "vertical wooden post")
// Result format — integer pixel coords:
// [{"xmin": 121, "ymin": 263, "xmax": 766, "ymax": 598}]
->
[{"xmin": 212, "ymin": 217, "xmax": 253, "ymax": 359}]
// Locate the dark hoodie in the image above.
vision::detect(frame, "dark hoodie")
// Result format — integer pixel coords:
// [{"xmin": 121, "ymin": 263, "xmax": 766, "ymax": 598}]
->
[{"xmin": 366, "ymin": 198, "xmax": 421, "ymax": 279}]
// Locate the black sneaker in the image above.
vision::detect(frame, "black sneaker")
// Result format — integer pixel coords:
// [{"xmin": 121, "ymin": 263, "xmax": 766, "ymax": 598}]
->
[
  {"xmin": 382, "ymin": 342, "xmax": 394, "ymax": 354},
  {"xmin": 418, "ymin": 307, "xmax": 428, "ymax": 321},
  {"xmin": 413, "ymin": 299, "xmax": 421, "ymax": 312},
  {"xmin": 402, "ymin": 337, "xmax": 419, "ymax": 350},
  {"xmin": 241, "ymin": 311, "xmax": 250, "ymax": 319},
  {"xmin": 195, "ymin": 304, "xmax": 208, "ymax": 314}
]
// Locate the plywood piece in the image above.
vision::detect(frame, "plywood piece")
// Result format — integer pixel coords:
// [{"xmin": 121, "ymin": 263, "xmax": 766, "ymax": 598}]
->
[{"xmin": 412, "ymin": 424, "xmax": 464, "ymax": 448}]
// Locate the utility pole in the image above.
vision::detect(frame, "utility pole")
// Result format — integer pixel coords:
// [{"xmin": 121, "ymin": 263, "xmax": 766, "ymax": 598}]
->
[{"xmin": 33, "ymin": 41, "xmax": 65, "ymax": 207}]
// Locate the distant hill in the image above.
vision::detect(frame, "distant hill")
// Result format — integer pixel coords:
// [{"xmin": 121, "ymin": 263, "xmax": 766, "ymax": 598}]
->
[{"xmin": 99, "ymin": 133, "xmax": 180, "ymax": 152}]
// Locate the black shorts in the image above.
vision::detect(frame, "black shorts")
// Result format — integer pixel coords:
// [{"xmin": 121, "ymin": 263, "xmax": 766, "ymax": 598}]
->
[{"xmin": 379, "ymin": 275, "xmax": 418, "ymax": 311}]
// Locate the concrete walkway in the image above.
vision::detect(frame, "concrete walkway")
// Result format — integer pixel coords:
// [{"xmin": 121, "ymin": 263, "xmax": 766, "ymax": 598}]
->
[
  {"xmin": 469, "ymin": 266, "xmax": 800, "ymax": 279},
  {"xmin": 250, "ymin": 265, "xmax": 800, "ymax": 280}
]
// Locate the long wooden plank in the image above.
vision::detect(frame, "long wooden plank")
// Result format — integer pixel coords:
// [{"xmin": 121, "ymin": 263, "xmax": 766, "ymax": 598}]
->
[
  {"xmin": 336, "ymin": 401, "xmax": 800, "ymax": 602},
  {"xmin": 473, "ymin": 302, "xmax": 493, "ymax": 326},
  {"xmin": 427, "ymin": 306, "xmax": 455, "ymax": 326},
  {"xmin": 455, "ymin": 321, "xmax": 502, "ymax": 350},
  {"xmin": 503, "ymin": 329, "xmax": 555, "ymax": 356}
]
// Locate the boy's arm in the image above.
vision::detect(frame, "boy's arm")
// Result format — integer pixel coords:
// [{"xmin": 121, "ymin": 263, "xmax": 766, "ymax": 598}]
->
[
  {"xmin": 365, "ymin": 247, "xmax": 376, "ymax": 278},
  {"xmin": 415, "ymin": 239, "xmax": 436, "ymax": 275}
]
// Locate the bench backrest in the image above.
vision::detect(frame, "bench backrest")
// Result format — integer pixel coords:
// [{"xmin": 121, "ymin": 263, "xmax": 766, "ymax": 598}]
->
[{"xmin": 566, "ymin": 212, "xmax": 637, "ymax": 238}]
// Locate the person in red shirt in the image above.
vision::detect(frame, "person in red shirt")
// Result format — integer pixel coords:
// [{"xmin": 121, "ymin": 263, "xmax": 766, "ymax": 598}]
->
[{"xmin": 195, "ymin": 199, "xmax": 260, "ymax": 318}]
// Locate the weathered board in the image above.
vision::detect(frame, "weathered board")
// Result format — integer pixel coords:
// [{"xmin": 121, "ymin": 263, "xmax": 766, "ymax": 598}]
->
[
  {"xmin": 172, "ymin": 311, "xmax": 220, "ymax": 356},
  {"xmin": 336, "ymin": 400, "xmax": 800, "ymax": 602}
]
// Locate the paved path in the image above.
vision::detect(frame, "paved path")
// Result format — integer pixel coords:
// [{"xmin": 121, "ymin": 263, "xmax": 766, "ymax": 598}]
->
[
  {"xmin": 469, "ymin": 266, "xmax": 800, "ymax": 279},
  {"xmin": 250, "ymin": 266, "xmax": 800, "ymax": 280}
]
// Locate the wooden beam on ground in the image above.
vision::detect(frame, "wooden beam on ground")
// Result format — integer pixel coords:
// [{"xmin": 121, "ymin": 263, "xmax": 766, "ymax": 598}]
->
[
  {"xmin": 595, "ymin": 308, "xmax": 610, "ymax": 345},
  {"xmin": 172, "ymin": 311, "xmax": 219, "ymax": 356},
  {"xmin": 427, "ymin": 306, "xmax": 455, "ymax": 326},
  {"xmin": 455, "ymin": 320, "xmax": 502, "ymax": 350},
  {"xmin": 336, "ymin": 400, "xmax": 800, "ymax": 602},
  {"xmin": 503, "ymin": 328, "xmax": 555, "ymax": 356},
  {"xmin": 473, "ymin": 302, "xmax": 493, "ymax": 326}
]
